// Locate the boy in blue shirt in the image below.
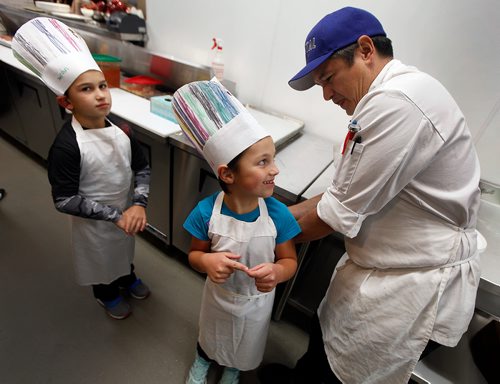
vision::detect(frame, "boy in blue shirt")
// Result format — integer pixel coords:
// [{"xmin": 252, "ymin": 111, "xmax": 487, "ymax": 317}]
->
[{"xmin": 174, "ymin": 81, "xmax": 301, "ymax": 384}]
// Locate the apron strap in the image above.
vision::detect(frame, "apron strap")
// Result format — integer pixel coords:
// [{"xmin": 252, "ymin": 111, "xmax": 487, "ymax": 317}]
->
[
  {"xmin": 212, "ymin": 191, "xmax": 225, "ymax": 216},
  {"xmin": 443, "ymin": 252, "xmax": 477, "ymax": 268},
  {"xmin": 442, "ymin": 227, "xmax": 478, "ymax": 268},
  {"xmin": 212, "ymin": 192, "xmax": 269, "ymax": 219},
  {"xmin": 71, "ymin": 115, "xmax": 84, "ymax": 134},
  {"xmin": 257, "ymin": 197, "xmax": 269, "ymax": 218}
]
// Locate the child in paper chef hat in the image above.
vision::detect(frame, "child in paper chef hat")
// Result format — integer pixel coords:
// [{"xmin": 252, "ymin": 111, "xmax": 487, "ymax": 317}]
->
[
  {"xmin": 173, "ymin": 80, "xmax": 301, "ymax": 383},
  {"xmin": 12, "ymin": 17, "xmax": 151, "ymax": 320}
]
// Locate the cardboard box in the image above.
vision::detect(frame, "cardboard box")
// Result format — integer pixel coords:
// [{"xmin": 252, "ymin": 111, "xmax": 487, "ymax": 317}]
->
[{"xmin": 150, "ymin": 95, "xmax": 176, "ymax": 123}]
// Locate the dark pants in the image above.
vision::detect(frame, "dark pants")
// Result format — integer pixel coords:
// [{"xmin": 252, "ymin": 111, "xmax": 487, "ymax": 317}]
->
[
  {"xmin": 293, "ymin": 314, "xmax": 342, "ymax": 383},
  {"xmin": 293, "ymin": 314, "xmax": 441, "ymax": 384},
  {"xmin": 92, "ymin": 264, "xmax": 137, "ymax": 302}
]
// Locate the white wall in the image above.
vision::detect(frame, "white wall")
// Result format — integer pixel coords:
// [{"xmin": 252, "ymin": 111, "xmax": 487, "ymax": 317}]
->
[{"xmin": 145, "ymin": 0, "xmax": 500, "ymax": 162}]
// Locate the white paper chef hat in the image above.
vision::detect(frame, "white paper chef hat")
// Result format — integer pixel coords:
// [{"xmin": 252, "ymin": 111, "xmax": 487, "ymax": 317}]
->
[
  {"xmin": 12, "ymin": 17, "xmax": 101, "ymax": 96},
  {"xmin": 172, "ymin": 80, "xmax": 270, "ymax": 175}
]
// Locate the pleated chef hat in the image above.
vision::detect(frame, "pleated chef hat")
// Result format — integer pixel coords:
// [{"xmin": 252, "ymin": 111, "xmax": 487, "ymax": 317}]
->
[
  {"xmin": 12, "ymin": 17, "xmax": 101, "ymax": 96},
  {"xmin": 172, "ymin": 80, "xmax": 270, "ymax": 175}
]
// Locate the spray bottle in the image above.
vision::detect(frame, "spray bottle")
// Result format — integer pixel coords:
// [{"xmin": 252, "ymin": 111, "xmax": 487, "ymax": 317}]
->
[{"xmin": 211, "ymin": 37, "xmax": 224, "ymax": 81}]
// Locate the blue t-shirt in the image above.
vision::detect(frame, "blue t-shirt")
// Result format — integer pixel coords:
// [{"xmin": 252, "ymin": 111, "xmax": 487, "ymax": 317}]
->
[{"xmin": 183, "ymin": 192, "xmax": 301, "ymax": 244}]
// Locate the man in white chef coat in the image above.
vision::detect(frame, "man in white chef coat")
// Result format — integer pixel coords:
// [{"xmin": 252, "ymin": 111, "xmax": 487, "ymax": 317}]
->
[{"xmin": 259, "ymin": 6, "xmax": 481, "ymax": 384}]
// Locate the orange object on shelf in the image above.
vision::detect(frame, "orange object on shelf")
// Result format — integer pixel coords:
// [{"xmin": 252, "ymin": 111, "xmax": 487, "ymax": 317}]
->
[{"xmin": 92, "ymin": 54, "xmax": 122, "ymax": 88}]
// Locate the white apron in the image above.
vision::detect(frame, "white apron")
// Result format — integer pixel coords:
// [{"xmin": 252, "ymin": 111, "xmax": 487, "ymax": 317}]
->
[
  {"xmin": 198, "ymin": 192, "xmax": 277, "ymax": 371},
  {"xmin": 70, "ymin": 117, "xmax": 135, "ymax": 285},
  {"xmin": 318, "ymin": 196, "xmax": 480, "ymax": 384}
]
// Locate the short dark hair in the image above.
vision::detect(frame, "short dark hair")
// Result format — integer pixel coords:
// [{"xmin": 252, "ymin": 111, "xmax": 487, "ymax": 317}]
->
[
  {"xmin": 332, "ymin": 36, "xmax": 393, "ymax": 66},
  {"xmin": 218, "ymin": 150, "xmax": 244, "ymax": 193}
]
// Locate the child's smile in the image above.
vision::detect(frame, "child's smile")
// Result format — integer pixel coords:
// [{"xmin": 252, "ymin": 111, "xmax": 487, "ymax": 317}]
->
[{"xmin": 232, "ymin": 136, "xmax": 279, "ymax": 199}]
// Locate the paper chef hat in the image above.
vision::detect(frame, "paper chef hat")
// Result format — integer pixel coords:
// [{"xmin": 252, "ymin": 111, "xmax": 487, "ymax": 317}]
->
[
  {"xmin": 12, "ymin": 17, "xmax": 101, "ymax": 96},
  {"xmin": 172, "ymin": 80, "xmax": 270, "ymax": 175}
]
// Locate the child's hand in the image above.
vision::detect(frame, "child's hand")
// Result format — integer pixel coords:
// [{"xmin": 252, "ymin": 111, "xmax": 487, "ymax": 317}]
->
[
  {"xmin": 115, "ymin": 205, "xmax": 147, "ymax": 235},
  {"xmin": 246, "ymin": 263, "xmax": 281, "ymax": 292},
  {"xmin": 203, "ymin": 253, "xmax": 248, "ymax": 284}
]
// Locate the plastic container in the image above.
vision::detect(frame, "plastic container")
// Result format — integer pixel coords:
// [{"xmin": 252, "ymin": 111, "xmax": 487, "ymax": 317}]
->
[
  {"xmin": 123, "ymin": 75, "xmax": 162, "ymax": 98},
  {"xmin": 150, "ymin": 95, "xmax": 176, "ymax": 123},
  {"xmin": 92, "ymin": 54, "xmax": 122, "ymax": 88}
]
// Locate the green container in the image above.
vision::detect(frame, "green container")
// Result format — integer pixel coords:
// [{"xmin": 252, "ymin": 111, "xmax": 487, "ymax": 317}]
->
[
  {"xmin": 92, "ymin": 54, "xmax": 122, "ymax": 63},
  {"xmin": 92, "ymin": 54, "xmax": 122, "ymax": 87}
]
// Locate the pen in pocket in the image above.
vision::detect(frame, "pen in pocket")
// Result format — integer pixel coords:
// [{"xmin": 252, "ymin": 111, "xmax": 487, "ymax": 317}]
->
[{"xmin": 350, "ymin": 136, "xmax": 362, "ymax": 155}]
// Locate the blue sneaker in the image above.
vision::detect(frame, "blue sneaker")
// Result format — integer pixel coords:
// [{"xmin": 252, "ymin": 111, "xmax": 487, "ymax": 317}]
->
[
  {"xmin": 128, "ymin": 278, "xmax": 150, "ymax": 299},
  {"xmin": 219, "ymin": 367, "xmax": 239, "ymax": 384},
  {"xmin": 185, "ymin": 352, "xmax": 211, "ymax": 384},
  {"xmin": 96, "ymin": 296, "xmax": 131, "ymax": 320}
]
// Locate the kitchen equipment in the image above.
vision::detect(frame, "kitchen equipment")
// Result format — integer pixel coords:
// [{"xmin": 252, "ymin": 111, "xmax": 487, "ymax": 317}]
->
[
  {"xmin": 150, "ymin": 95, "xmax": 176, "ymax": 123},
  {"xmin": 123, "ymin": 75, "xmax": 162, "ymax": 97},
  {"xmin": 34, "ymin": 1, "xmax": 70, "ymax": 13},
  {"xmin": 92, "ymin": 53, "xmax": 121, "ymax": 88},
  {"xmin": 106, "ymin": 11, "xmax": 146, "ymax": 43}
]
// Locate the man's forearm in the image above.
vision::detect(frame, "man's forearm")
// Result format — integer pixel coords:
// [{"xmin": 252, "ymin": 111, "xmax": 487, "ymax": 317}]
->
[
  {"xmin": 289, "ymin": 193, "xmax": 322, "ymax": 221},
  {"xmin": 295, "ymin": 207, "xmax": 334, "ymax": 243}
]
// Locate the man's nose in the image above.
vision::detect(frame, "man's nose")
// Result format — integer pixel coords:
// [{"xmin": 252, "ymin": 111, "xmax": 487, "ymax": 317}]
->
[{"xmin": 322, "ymin": 85, "xmax": 334, "ymax": 101}]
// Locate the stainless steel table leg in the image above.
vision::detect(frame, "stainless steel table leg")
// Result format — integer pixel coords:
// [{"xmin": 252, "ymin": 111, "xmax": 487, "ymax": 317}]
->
[{"xmin": 273, "ymin": 242, "xmax": 310, "ymax": 321}]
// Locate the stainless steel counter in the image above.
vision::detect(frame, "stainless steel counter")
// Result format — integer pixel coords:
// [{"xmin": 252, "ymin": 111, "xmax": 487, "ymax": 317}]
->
[
  {"xmin": 301, "ymin": 161, "xmax": 335, "ymax": 200},
  {"xmin": 110, "ymin": 88, "xmax": 180, "ymax": 140},
  {"xmin": 476, "ymin": 197, "xmax": 500, "ymax": 318},
  {"xmin": 0, "ymin": 4, "xmax": 212, "ymax": 92},
  {"xmin": 478, "ymin": 200, "xmax": 500, "ymax": 292},
  {"xmin": 273, "ymin": 133, "xmax": 335, "ymax": 203}
]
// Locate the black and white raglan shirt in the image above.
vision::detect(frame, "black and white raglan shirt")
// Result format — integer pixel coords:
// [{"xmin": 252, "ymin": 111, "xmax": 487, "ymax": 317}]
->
[{"xmin": 47, "ymin": 119, "xmax": 150, "ymax": 222}]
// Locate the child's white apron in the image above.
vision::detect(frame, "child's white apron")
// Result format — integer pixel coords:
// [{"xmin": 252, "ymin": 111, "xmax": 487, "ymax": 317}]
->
[
  {"xmin": 199, "ymin": 192, "xmax": 277, "ymax": 370},
  {"xmin": 70, "ymin": 117, "xmax": 134, "ymax": 285}
]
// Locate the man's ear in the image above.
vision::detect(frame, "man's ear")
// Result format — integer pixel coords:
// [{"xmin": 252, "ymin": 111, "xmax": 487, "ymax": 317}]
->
[
  {"xmin": 217, "ymin": 165, "xmax": 234, "ymax": 184},
  {"xmin": 56, "ymin": 95, "xmax": 72, "ymax": 110},
  {"xmin": 357, "ymin": 35, "xmax": 375, "ymax": 60}
]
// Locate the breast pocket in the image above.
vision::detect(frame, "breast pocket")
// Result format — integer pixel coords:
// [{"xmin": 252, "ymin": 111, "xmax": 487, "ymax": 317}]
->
[{"xmin": 332, "ymin": 142, "xmax": 365, "ymax": 195}]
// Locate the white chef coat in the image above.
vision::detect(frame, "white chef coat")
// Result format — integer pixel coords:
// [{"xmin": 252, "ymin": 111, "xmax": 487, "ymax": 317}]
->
[
  {"xmin": 71, "ymin": 117, "xmax": 135, "ymax": 285},
  {"xmin": 317, "ymin": 60, "xmax": 481, "ymax": 383},
  {"xmin": 198, "ymin": 192, "xmax": 277, "ymax": 371}
]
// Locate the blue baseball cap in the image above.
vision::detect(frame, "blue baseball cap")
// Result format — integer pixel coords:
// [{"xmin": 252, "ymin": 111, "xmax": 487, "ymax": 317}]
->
[{"xmin": 289, "ymin": 7, "xmax": 386, "ymax": 91}]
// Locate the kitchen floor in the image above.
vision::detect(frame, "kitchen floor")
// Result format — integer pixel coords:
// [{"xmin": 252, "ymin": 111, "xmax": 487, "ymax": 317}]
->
[{"xmin": 0, "ymin": 133, "xmax": 308, "ymax": 384}]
